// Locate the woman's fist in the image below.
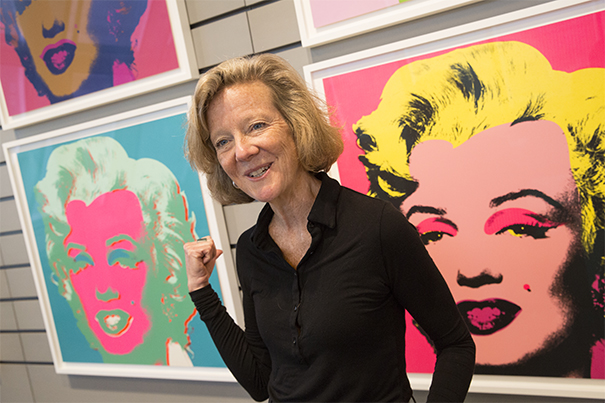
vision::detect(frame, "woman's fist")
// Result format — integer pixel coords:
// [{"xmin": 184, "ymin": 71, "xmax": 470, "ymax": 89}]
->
[{"xmin": 183, "ymin": 236, "xmax": 223, "ymax": 292}]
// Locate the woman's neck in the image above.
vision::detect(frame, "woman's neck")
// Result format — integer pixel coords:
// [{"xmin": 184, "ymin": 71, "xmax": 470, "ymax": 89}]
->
[
  {"xmin": 268, "ymin": 172, "xmax": 321, "ymax": 268},
  {"xmin": 269, "ymin": 172, "xmax": 321, "ymax": 231}
]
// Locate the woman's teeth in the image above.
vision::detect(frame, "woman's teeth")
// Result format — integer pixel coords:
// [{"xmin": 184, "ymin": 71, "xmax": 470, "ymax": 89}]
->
[{"xmin": 249, "ymin": 165, "xmax": 270, "ymax": 178}]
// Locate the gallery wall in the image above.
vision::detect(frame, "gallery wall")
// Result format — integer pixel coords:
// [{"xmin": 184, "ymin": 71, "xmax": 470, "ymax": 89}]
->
[{"xmin": 0, "ymin": 0, "xmax": 603, "ymax": 402}]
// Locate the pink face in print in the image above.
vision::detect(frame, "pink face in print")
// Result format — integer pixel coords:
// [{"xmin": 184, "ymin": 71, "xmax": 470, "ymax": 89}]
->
[
  {"xmin": 401, "ymin": 121, "xmax": 581, "ymax": 366},
  {"xmin": 64, "ymin": 189, "xmax": 151, "ymax": 355}
]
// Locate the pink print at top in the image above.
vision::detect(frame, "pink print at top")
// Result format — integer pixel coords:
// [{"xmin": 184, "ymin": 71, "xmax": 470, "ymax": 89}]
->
[
  {"xmin": 112, "ymin": 61, "xmax": 135, "ymax": 86},
  {"xmin": 309, "ymin": 0, "xmax": 398, "ymax": 28},
  {"xmin": 0, "ymin": 0, "xmax": 177, "ymax": 115},
  {"xmin": 64, "ymin": 189, "xmax": 151, "ymax": 355}
]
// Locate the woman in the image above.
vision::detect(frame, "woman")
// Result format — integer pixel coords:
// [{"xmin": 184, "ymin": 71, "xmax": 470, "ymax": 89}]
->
[
  {"xmin": 184, "ymin": 54, "xmax": 475, "ymax": 402},
  {"xmin": 354, "ymin": 41, "xmax": 604, "ymax": 377}
]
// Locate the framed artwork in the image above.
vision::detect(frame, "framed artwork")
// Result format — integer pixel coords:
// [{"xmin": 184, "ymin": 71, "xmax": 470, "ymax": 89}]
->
[
  {"xmin": 305, "ymin": 0, "xmax": 604, "ymax": 398},
  {"xmin": 2, "ymin": 97, "xmax": 243, "ymax": 381},
  {"xmin": 0, "ymin": 0, "xmax": 198, "ymax": 130},
  {"xmin": 293, "ymin": 0, "xmax": 482, "ymax": 47}
]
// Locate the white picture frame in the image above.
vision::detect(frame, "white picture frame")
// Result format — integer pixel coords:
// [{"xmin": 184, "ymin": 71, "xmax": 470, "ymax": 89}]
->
[
  {"xmin": 0, "ymin": 0, "xmax": 198, "ymax": 130},
  {"xmin": 294, "ymin": 0, "xmax": 482, "ymax": 47},
  {"xmin": 2, "ymin": 97, "xmax": 243, "ymax": 381},
  {"xmin": 305, "ymin": 0, "xmax": 605, "ymax": 398}
]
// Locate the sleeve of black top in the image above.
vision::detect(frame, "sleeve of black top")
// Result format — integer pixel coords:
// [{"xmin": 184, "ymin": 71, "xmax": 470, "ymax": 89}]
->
[
  {"xmin": 189, "ymin": 285, "xmax": 272, "ymax": 401},
  {"xmin": 379, "ymin": 203, "xmax": 476, "ymax": 402}
]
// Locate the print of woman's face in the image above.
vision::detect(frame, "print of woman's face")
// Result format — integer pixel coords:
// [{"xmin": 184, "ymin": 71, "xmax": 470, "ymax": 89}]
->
[
  {"xmin": 401, "ymin": 121, "xmax": 582, "ymax": 366},
  {"xmin": 64, "ymin": 189, "xmax": 150, "ymax": 355},
  {"xmin": 14, "ymin": 0, "xmax": 97, "ymax": 97}
]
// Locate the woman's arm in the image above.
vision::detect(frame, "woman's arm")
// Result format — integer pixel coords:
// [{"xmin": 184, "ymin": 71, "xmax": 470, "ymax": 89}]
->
[
  {"xmin": 189, "ymin": 286, "xmax": 272, "ymax": 401},
  {"xmin": 185, "ymin": 238, "xmax": 271, "ymax": 401},
  {"xmin": 380, "ymin": 204, "xmax": 476, "ymax": 402}
]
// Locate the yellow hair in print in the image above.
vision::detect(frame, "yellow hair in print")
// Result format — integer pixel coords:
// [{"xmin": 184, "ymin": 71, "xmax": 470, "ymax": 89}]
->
[{"xmin": 355, "ymin": 41, "xmax": 604, "ymax": 259}]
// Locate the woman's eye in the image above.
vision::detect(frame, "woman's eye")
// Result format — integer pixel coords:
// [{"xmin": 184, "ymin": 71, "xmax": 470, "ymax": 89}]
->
[
  {"xmin": 107, "ymin": 249, "xmax": 139, "ymax": 269},
  {"xmin": 251, "ymin": 122, "xmax": 266, "ymax": 131},
  {"xmin": 214, "ymin": 139, "xmax": 228, "ymax": 149},
  {"xmin": 495, "ymin": 224, "xmax": 550, "ymax": 239},
  {"xmin": 419, "ymin": 231, "xmax": 452, "ymax": 245}
]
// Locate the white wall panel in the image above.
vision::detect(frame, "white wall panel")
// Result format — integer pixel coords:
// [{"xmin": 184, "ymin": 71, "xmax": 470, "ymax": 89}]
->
[
  {"xmin": 223, "ymin": 202, "xmax": 264, "ymax": 244},
  {"xmin": 0, "ymin": 164, "xmax": 12, "ymax": 198},
  {"xmin": 0, "ymin": 300, "xmax": 18, "ymax": 330},
  {"xmin": 191, "ymin": 13, "xmax": 253, "ymax": 68},
  {"xmin": 274, "ymin": 46, "xmax": 311, "ymax": 78},
  {"xmin": 13, "ymin": 300, "xmax": 44, "ymax": 330},
  {"xmin": 0, "ymin": 363, "xmax": 34, "ymax": 402},
  {"xmin": 0, "ymin": 269, "xmax": 10, "ymax": 299},
  {"xmin": 0, "ymin": 333, "xmax": 25, "ymax": 361},
  {"xmin": 0, "ymin": 199, "xmax": 21, "ymax": 233},
  {"xmin": 186, "ymin": 0, "xmax": 245, "ymax": 23},
  {"xmin": 20, "ymin": 332, "xmax": 53, "ymax": 363},
  {"xmin": 4, "ymin": 266, "xmax": 36, "ymax": 298},
  {"xmin": 248, "ymin": 0, "xmax": 300, "ymax": 52},
  {"xmin": 0, "ymin": 129, "xmax": 16, "ymax": 163},
  {"xmin": 0, "ymin": 234, "xmax": 28, "ymax": 266}
]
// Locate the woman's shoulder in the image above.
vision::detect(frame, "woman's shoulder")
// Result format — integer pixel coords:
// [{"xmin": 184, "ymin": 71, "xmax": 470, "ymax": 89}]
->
[
  {"xmin": 338, "ymin": 186, "xmax": 418, "ymax": 236},
  {"xmin": 339, "ymin": 185, "xmax": 399, "ymax": 215}
]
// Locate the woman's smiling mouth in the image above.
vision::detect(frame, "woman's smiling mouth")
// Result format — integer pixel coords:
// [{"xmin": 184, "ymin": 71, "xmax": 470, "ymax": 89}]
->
[
  {"xmin": 457, "ymin": 299, "xmax": 521, "ymax": 335},
  {"xmin": 247, "ymin": 163, "xmax": 272, "ymax": 178}
]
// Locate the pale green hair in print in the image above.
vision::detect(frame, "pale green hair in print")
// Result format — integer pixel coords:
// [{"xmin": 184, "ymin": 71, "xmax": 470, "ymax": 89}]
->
[{"xmin": 35, "ymin": 136, "xmax": 197, "ymax": 365}]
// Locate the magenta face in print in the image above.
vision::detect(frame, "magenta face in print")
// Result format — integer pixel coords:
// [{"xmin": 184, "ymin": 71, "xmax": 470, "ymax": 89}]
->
[
  {"xmin": 64, "ymin": 189, "xmax": 151, "ymax": 355},
  {"xmin": 401, "ymin": 120, "xmax": 582, "ymax": 366}
]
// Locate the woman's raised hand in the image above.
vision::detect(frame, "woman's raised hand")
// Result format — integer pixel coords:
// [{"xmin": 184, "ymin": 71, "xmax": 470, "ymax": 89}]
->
[{"xmin": 184, "ymin": 236, "xmax": 223, "ymax": 292}]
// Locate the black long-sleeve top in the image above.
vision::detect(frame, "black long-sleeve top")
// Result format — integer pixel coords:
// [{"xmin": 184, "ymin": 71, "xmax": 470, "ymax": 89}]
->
[{"xmin": 191, "ymin": 172, "xmax": 475, "ymax": 402}]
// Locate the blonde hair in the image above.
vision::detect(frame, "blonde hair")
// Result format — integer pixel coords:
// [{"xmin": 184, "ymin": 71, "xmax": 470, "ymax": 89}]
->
[
  {"xmin": 186, "ymin": 54, "xmax": 343, "ymax": 205},
  {"xmin": 355, "ymin": 41, "xmax": 604, "ymax": 258}
]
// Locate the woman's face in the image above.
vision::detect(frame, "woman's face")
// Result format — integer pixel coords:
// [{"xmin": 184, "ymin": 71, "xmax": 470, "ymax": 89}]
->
[
  {"xmin": 14, "ymin": 0, "xmax": 97, "ymax": 97},
  {"xmin": 401, "ymin": 121, "xmax": 582, "ymax": 366},
  {"xmin": 207, "ymin": 81, "xmax": 307, "ymax": 205},
  {"xmin": 64, "ymin": 189, "xmax": 150, "ymax": 355}
]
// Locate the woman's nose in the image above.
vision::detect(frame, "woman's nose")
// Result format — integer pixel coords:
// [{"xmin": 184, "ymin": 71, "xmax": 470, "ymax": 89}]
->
[
  {"xmin": 234, "ymin": 137, "xmax": 259, "ymax": 162},
  {"xmin": 457, "ymin": 269, "xmax": 503, "ymax": 288}
]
